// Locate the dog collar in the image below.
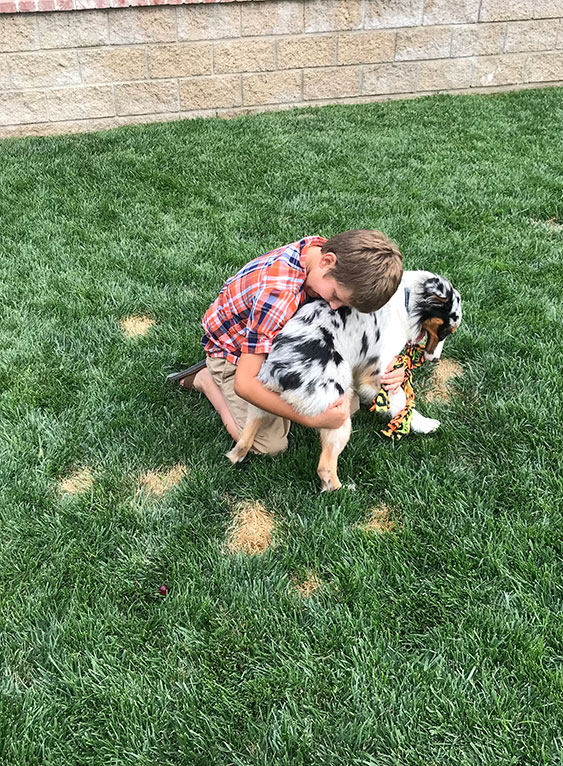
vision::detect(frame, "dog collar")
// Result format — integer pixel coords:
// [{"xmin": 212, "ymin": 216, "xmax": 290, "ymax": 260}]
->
[{"xmin": 404, "ymin": 286, "xmax": 410, "ymax": 312}]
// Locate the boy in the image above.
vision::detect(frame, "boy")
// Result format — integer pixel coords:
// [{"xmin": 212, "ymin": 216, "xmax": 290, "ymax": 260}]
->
[{"xmin": 170, "ymin": 230, "xmax": 404, "ymax": 455}]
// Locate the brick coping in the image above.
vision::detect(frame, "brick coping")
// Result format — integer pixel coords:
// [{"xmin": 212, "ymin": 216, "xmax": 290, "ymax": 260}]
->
[{"xmin": 1, "ymin": 0, "xmax": 253, "ymax": 13}]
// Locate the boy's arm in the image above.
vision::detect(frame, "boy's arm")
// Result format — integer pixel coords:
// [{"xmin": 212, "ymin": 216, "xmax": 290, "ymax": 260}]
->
[{"xmin": 234, "ymin": 353, "xmax": 349, "ymax": 430}]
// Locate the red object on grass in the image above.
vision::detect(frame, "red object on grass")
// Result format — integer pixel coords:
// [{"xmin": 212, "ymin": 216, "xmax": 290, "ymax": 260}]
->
[{"xmin": 159, "ymin": 585, "xmax": 168, "ymax": 595}]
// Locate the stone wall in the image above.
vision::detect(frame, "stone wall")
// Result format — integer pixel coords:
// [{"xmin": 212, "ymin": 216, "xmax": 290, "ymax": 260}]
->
[{"xmin": 1, "ymin": 0, "xmax": 563, "ymax": 138}]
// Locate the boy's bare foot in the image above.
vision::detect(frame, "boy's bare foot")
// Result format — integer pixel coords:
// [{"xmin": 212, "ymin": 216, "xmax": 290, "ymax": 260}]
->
[
  {"xmin": 167, "ymin": 360, "xmax": 206, "ymax": 388},
  {"xmin": 179, "ymin": 369, "xmax": 204, "ymax": 390}
]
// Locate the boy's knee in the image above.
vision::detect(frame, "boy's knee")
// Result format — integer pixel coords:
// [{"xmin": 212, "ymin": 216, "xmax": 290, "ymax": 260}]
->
[{"xmin": 251, "ymin": 436, "xmax": 289, "ymax": 456}]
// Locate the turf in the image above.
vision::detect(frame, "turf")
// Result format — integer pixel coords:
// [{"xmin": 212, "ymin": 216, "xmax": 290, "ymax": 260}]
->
[{"xmin": 1, "ymin": 86, "xmax": 562, "ymax": 765}]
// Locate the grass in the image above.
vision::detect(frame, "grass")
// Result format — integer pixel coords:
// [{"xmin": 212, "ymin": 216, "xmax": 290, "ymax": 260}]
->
[{"xmin": 1, "ymin": 86, "xmax": 562, "ymax": 765}]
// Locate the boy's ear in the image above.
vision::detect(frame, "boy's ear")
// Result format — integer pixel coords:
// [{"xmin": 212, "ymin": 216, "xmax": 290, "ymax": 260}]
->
[{"xmin": 320, "ymin": 251, "xmax": 337, "ymax": 271}]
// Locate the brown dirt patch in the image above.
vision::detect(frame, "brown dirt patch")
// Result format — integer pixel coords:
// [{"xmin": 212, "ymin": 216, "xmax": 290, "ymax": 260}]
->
[
  {"xmin": 226, "ymin": 501, "xmax": 275, "ymax": 555},
  {"xmin": 137, "ymin": 464, "xmax": 187, "ymax": 498},
  {"xmin": 531, "ymin": 217, "xmax": 563, "ymax": 231},
  {"xmin": 120, "ymin": 314, "xmax": 155, "ymax": 338},
  {"xmin": 425, "ymin": 358, "xmax": 463, "ymax": 402},
  {"xmin": 362, "ymin": 504, "xmax": 396, "ymax": 534},
  {"xmin": 59, "ymin": 467, "xmax": 94, "ymax": 495},
  {"xmin": 292, "ymin": 570, "xmax": 323, "ymax": 597}
]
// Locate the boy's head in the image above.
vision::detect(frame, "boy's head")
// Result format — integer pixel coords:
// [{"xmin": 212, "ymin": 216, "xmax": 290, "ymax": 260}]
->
[{"xmin": 305, "ymin": 229, "xmax": 403, "ymax": 313}]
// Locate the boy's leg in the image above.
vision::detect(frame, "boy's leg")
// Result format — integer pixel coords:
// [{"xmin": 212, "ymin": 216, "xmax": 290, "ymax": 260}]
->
[
  {"xmin": 181, "ymin": 364, "xmax": 238, "ymax": 442},
  {"xmin": 206, "ymin": 357, "xmax": 290, "ymax": 455}
]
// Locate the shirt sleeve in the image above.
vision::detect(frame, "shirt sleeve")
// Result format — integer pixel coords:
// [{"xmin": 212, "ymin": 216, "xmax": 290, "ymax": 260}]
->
[{"xmin": 240, "ymin": 288, "xmax": 301, "ymax": 356}]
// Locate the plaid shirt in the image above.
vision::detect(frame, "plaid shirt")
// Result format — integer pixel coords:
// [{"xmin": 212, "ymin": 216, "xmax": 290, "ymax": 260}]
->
[{"xmin": 202, "ymin": 236, "xmax": 327, "ymax": 365}]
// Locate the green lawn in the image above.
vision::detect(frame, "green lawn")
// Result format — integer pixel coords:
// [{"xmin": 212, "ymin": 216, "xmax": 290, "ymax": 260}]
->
[{"xmin": 1, "ymin": 87, "xmax": 562, "ymax": 766}]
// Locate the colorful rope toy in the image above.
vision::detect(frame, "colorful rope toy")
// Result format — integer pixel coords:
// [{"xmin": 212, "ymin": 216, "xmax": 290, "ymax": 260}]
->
[{"xmin": 370, "ymin": 343, "xmax": 426, "ymax": 440}]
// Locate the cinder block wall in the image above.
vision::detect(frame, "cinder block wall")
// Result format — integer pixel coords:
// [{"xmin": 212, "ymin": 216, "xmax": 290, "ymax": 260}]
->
[{"xmin": 1, "ymin": 0, "xmax": 563, "ymax": 138}]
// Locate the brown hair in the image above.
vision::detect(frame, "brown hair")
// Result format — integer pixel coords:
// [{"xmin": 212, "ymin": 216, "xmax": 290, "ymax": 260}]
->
[{"xmin": 322, "ymin": 229, "xmax": 403, "ymax": 313}]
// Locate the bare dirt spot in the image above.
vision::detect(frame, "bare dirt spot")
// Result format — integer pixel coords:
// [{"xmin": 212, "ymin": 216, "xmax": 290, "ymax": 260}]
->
[
  {"xmin": 226, "ymin": 501, "xmax": 275, "ymax": 555},
  {"xmin": 362, "ymin": 504, "xmax": 396, "ymax": 534},
  {"xmin": 425, "ymin": 358, "xmax": 463, "ymax": 402},
  {"xmin": 59, "ymin": 467, "xmax": 94, "ymax": 495},
  {"xmin": 120, "ymin": 314, "xmax": 155, "ymax": 338},
  {"xmin": 137, "ymin": 464, "xmax": 187, "ymax": 498},
  {"xmin": 531, "ymin": 217, "xmax": 563, "ymax": 231},
  {"xmin": 292, "ymin": 570, "xmax": 323, "ymax": 597}
]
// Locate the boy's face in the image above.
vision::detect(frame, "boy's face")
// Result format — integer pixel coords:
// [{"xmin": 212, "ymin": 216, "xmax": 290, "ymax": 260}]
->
[{"xmin": 304, "ymin": 252, "xmax": 354, "ymax": 310}]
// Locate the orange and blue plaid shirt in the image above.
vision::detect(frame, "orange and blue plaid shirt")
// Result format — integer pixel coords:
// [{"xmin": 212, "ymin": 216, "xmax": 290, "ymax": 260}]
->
[{"xmin": 202, "ymin": 236, "xmax": 327, "ymax": 365}]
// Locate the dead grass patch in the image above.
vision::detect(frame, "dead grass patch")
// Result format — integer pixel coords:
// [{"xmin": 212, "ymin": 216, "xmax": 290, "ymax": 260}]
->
[
  {"xmin": 292, "ymin": 570, "xmax": 323, "ymax": 597},
  {"xmin": 59, "ymin": 467, "xmax": 94, "ymax": 495},
  {"xmin": 137, "ymin": 464, "xmax": 187, "ymax": 498},
  {"xmin": 362, "ymin": 504, "xmax": 396, "ymax": 534},
  {"xmin": 226, "ymin": 501, "xmax": 275, "ymax": 555},
  {"xmin": 120, "ymin": 314, "xmax": 155, "ymax": 338},
  {"xmin": 425, "ymin": 358, "xmax": 463, "ymax": 402},
  {"xmin": 531, "ymin": 217, "xmax": 563, "ymax": 231}
]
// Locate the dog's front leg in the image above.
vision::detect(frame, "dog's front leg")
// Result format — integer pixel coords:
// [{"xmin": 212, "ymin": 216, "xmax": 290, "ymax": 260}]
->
[
  {"xmin": 388, "ymin": 386, "xmax": 407, "ymax": 418},
  {"xmin": 317, "ymin": 417, "xmax": 352, "ymax": 492},
  {"xmin": 226, "ymin": 404, "xmax": 271, "ymax": 463}
]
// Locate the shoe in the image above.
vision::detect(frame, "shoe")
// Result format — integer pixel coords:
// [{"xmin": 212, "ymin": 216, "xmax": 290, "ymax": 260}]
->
[{"xmin": 167, "ymin": 360, "xmax": 206, "ymax": 388}]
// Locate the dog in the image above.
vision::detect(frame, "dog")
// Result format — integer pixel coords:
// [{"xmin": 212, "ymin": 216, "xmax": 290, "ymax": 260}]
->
[{"xmin": 227, "ymin": 271, "xmax": 462, "ymax": 491}]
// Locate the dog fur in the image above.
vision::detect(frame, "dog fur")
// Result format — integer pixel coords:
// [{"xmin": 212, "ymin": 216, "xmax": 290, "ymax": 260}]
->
[{"xmin": 227, "ymin": 270, "xmax": 462, "ymax": 490}]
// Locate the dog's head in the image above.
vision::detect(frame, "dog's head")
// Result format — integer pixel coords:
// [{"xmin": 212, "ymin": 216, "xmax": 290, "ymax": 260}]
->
[{"xmin": 410, "ymin": 274, "xmax": 462, "ymax": 361}]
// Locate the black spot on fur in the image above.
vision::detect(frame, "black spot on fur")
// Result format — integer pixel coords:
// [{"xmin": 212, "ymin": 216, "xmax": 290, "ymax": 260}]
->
[
  {"xmin": 300, "ymin": 313, "xmax": 317, "ymax": 326},
  {"xmin": 336, "ymin": 306, "xmax": 352, "ymax": 329},
  {"xmin": 335, "ymin": 383, "xmax": 344, "ymax": 395},
  {"xmin": 295, "ymin": 339, "xmax": 333, "ymax": 366},
  {"xmin": 270, "ymin": 335, "xmax": 295, "ymax": 351},
  {"xmin": 360, "ymin": 332, "xmax": 369, "ymax": 357},
  {"xmin": 279, "ymin": 371, "xmax": 302, "ymax": 390},
  {"xmin": 294, "ymin": 325, "xmax": 343, "ymax": 369},
  {"xmin": 269, "ymin": 361, "xmax": 283, "ymax": 375}
]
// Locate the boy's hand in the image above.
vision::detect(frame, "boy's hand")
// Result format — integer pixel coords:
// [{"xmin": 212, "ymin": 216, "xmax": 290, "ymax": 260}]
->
[
  {"xmin": 305, "ymin": 396, "xmax": 350, "ymax": 430},
  {"xmin": 380, "ymin": 357, "xmax": 404, "ymax": 394}
]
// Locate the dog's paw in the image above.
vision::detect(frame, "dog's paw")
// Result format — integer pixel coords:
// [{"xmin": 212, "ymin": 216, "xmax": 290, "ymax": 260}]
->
[
  {"xmin": 319, "ymin": 474, "xmax": 342, "ymax": 492},
  {"xmin": 414, "ymin": 417, "xmax": 441, "ymax": 434},
  {"xmin": 226, "ymin": 445, "xmax": 248, "ymax": 464}
]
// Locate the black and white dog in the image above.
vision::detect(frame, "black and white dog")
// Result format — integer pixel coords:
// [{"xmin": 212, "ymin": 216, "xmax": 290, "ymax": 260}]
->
[{"xmin": 227, "ymin": 271, "xmax": 462, "ymax": 491}]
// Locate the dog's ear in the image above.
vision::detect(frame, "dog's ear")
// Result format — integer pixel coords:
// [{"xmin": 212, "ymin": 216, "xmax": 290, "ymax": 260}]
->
[
  {"xmin": 424, "ymin": 276, "xmax": 451, "ymax": 305},
  {"xmin": 421, "ymin": 317, "xmax": 443, "ymax": 353}
]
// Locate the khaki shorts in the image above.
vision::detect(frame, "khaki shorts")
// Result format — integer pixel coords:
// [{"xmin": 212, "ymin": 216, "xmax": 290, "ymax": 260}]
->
[{"xmin": 206, "ymin": 356, "xmax": 290, "ymax": 456}]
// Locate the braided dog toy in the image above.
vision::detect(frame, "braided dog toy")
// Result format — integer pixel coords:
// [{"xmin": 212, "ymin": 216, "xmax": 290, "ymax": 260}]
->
[{"xmin": 370, "ymin": 343, "xmax": 426, "ymax": 440}]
